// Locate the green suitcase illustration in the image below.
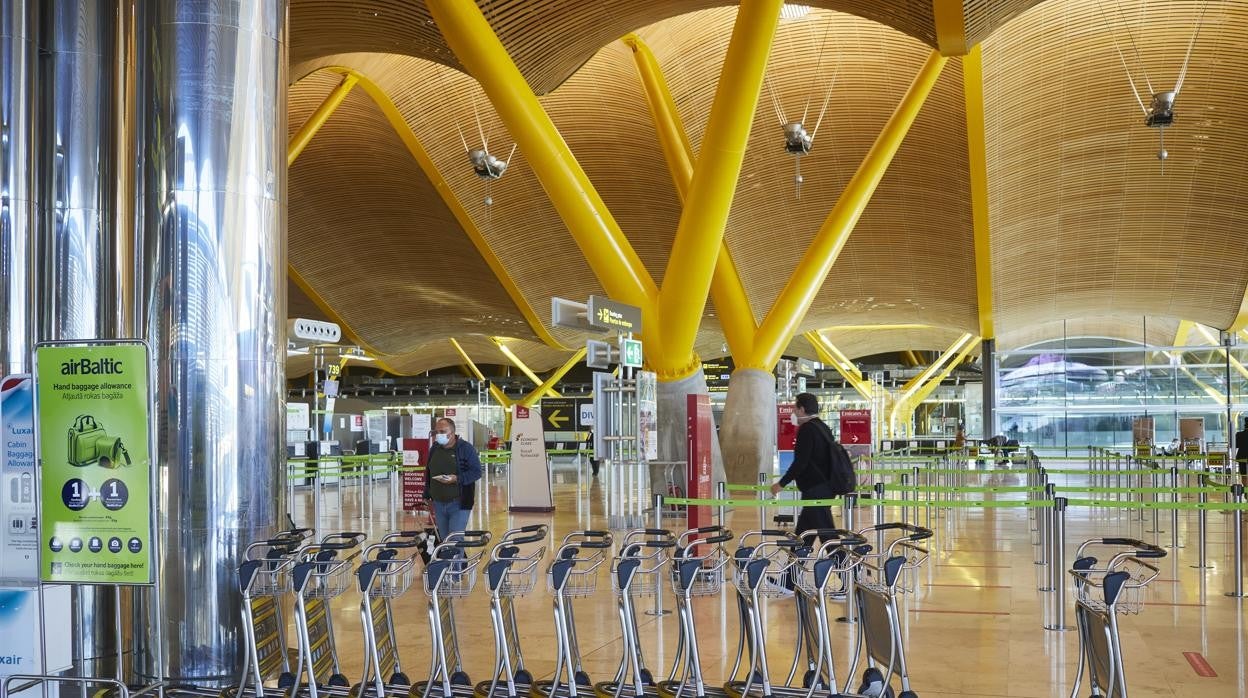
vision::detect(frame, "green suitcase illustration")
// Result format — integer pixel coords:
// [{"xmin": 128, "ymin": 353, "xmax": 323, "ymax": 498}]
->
[{"xmin": 67, "ymin": 415, "xmax": 131, "ymax": 468}]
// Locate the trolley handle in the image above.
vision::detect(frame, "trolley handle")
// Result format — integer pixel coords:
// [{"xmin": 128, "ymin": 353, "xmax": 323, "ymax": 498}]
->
[
  {"xmin": 799, "ymin": 528, "xmax": 867, "ymax": 546},
  {"xmin": 1100, "ymin": 538, "xmax": 1166, "ymax": 559},
  {"xmin": 859, "ymin": 522, "xmax": 934, "ymax": 542},
  {"xmin": 564, "ymin": 530, "xmax": 613, "ymax": 548},
  {"xmin": 677, "ymin": 527, "xmax": 734, "ymax": 549},
  {"xmin": 449, "ymin": 530, "xmax": 492, "ymax": 548},
  {"xmin": 320, "ymin": 531, "xmax": 367, "ymax": 547}
]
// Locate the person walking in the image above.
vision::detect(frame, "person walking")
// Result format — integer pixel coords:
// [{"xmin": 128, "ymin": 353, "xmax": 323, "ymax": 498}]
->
[
  {"xmin": 1234, "ymin": 416, "xmax": 1248, "ymax": 478},
  {"xmin": 769, "ymin": 392, "xmax": 855, "ymax": 541},
  {"xmin": 424, "ymin": 416, "xmax": 482, "ymax": 536}
]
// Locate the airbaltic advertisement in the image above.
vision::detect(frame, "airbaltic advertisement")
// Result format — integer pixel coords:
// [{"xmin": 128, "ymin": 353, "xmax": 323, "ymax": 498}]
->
[{"xmin": 35, "ymin": 343, "xmax": 154, "ymax": 584}]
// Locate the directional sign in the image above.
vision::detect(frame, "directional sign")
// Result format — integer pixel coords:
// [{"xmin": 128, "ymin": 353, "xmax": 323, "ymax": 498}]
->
[
  {"xmin": 588, "ymin": 296, "xmax": 643, "ymax": 334},
  {"xmin": 840, "ymin": 410, "xmax": 871, "ymax": 446},
  {"xmin": 540, "ymin": 398, "xmax": 577, "ymax": 433},
  {"xmin": 621, "ymin": 338, "xmax": 643, "ymax": 369}
]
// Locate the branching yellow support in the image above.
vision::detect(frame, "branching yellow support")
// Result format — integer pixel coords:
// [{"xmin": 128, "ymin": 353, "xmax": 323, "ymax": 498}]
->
[
  {"xmin": 932, "ymin": 0, "xmax": 969, "ymax": 56},
  {"xmin": 288, "ymin": 73, "xmax": 358, "ymax": 166},
  {"xmin": 804, "ymin": 331, "xmax": 874, "ymax": 401},
  {"xmin": 492, "ymin": 337, "xmax": 561, "ymax": 398},
  {"xmin": 749, "ymin": 51, "xmax": 948, "ymax": 370},
  {"xmin": 449, "ymin": 338, "xmax": 513, "ymax": 410},
  {"xmin": 963, "ymin": 46, "xmax": 994, "ymax": 340},
  {"xmin": 889, "ymin": 333, "xmax": 973, "ymax": 436},
  {"xmin": 519, "ymin": 348, "xmax": 588, "ymax": 408}
]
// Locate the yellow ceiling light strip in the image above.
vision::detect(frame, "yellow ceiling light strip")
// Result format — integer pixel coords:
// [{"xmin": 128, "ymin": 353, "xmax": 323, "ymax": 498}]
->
[
  {"xmin": 932, "ymin": 0, "xmax": 969, "ymax": 57},
  {"xmin": 492, "ymin": 337, "xmax": 561, "ymax": 398},
  {"xmin": 963, "ymin": 45, "xmax": 994, "ymax": 340},
  {"xmin": 287, "ymin": 66, "xmax": 570, "ymax": 353}
]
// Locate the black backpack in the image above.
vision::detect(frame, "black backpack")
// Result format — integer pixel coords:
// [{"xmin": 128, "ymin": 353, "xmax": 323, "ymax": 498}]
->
[{"xmin": 811, "ymin": 419, "xmax": 857, "ymax": 496}]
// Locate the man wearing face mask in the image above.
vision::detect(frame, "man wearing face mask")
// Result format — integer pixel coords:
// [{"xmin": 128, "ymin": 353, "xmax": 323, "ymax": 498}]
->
[
  {"xmin": 424, "ymin": 417, "xmax": 483, "ymax": 536},
  {"xmin": 769, "ymin": 393, "xmax": 855, "ymax": 540}
]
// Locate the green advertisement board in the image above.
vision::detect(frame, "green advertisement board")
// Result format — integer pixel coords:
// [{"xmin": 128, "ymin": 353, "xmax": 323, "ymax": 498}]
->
[{"xmin": 35, "ymin": 342, "xmax": 154, "ymax": 584}]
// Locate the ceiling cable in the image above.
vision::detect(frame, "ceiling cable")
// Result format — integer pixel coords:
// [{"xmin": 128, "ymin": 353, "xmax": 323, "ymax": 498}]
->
[
  {"xmin": 1096, "ymin": 0, "xmax": 1148, "ymax": 114},
  {"xmin": 1174, "ymin": 1, "xmax": 1209, "ymax": 95}
]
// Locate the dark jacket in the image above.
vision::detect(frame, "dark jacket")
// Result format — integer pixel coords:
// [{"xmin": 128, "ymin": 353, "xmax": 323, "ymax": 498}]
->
[
  {"xmin": 1235, "ymin": 429, "xmax": 1248, "ymax": 465},
  {"xmin": 778, "ymin": 417, "xmax": 835, "ymax": 494},
  {"xmin": 423, "ymin": 437, "xmax": 483, "ymax": 508}
]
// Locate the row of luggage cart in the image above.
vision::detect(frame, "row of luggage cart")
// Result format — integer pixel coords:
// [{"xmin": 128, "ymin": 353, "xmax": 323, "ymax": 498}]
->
[{"xmin": 200, "ymin": 521, "xmax": 1165, "ymax": 698}]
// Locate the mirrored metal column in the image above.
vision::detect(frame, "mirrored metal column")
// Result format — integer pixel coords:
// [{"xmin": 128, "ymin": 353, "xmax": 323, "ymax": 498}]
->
[
  {"xmin": 0, "ymin": 0, "xmax": 35, "ymax": 377},
  {"xmin": 134, "ymin": 0, "xmax": 287, "ymax": 684},
  {"xmin": 37, "ymin": 0, "xmax": 122, "ymax": 677}
]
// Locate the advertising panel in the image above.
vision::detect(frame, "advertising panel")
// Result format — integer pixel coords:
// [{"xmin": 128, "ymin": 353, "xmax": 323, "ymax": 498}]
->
[
  {"xmin": 0, "ymin": 585, "xmax": 73, "ymax": 677},
  {"xmin": 1, "ymin": 376, "xmax": 37, "ymax": 581},
  {"xmin": 776, "ymin": 404, "xmax": 797, "ymax": 451},
  {"xmin": 686, "ymin": 394, "xmax": 713, "ymax": 530},
  {"xmin": 401, "ymin": 437, "xmax": 429, "ymax": 510},
  {"xmin": 637, "ymin": 371, "xmax": 658, "ymax": 461},
  {"xmin": 509, "ymin": 406, "xmax": 553, "ymax": 511},
  {"xmin": 578, "ymin": 401, "xmax": 594, "ymax": 428},
  {"xmin": 35, "ymin": 343, "xmax": 154, "ymax": 585}
]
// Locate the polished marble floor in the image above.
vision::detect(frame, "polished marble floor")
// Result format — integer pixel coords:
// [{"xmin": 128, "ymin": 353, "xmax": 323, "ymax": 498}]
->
[{"xmin": 285, "ymin": 458, "xmax": 1248, "ymax": 697}]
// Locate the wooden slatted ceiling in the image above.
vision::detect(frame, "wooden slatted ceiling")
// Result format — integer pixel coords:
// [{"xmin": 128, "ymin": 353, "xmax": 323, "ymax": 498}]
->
[
  {"xmin": 789, "ymin": 327, "xmax": 976, "ymax": 361},
  {"xmin": 962, "ymin": 0, "xmax": 1045, "ymax": 49},
  {"xmin": 285, "ymin": 335, "xmax": 576, "ymax": 378},
  {"xmin": 289, "ymin": 1, "xmax": 939, "ymax": 95},
  {"xmin": 996, "ymin": 315, "xmax": 1182, "ymax": 351},
  {"xmin": 982, "ymin": 0, "xmax": 1248, "ymax": 333},
  {"xmin": 639, "ymin": 7, "xmax": 977, "ymax": 336},
  {"xmin": 287, "ymin": 71, "xmax": 540, "ymax": 356}
]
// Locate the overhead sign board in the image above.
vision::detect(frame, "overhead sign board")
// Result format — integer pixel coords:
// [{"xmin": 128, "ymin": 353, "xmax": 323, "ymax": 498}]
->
[
  {"xmin": 588, "ymin": 295, "xmax": 642, "ymax": 334},
  {"xmin": 621, "ymin": 338, "xmax": 643, "ymax": 369},
  {"xmin": 540, "ymin": 398, "xmax": 577, "ymax": 433},
  {"xmin": 35, "ymin": 342, "xmax": 155, "ymax": 585}
]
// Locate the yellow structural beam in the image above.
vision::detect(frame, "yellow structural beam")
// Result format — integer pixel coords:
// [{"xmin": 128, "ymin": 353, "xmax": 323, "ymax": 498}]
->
[
  {"xmin": 449, "ymin": 338, "xmax": 513, "ymax": 409},
  {"xmin": 889, "ymin": 333, "xmax": 973, "ymax": 436},
  {"xmin": 492, "ymin": 337, "xmax": 561, "ymax": 398},
  {"xmin": 749, "ymin": 51, "xmax": 948, "ymax": 369},
  {"xmin": 905, "ymin": 335, "xmax": 978, "ymax": 408},
  {"xmin": 519, "ymin": 347, "xmax": 589, "ymax": 408},
  {"xmin": 288, "ymin": 66, "xmax": 569, "ymax": 354},
  {"xmin": 804, "ymin": 331, "xmax": 874, "ymax": 401},
  {"xmin": 932, "ymin": 0, "xmax": 969, "ymax": 57},
  {"xmin": 623, "ymin": 33, "xmax": 758, "ymax": 361},
  {"xmin": 288, "ymin": 73, "xmax": 359, "ymax": 166},
  {"xmin": 427, "ymin": 0, "xmax": 657, "ymax": 316},
  {"xmin": 963, "ymin": 46, "xmax": 994, "ymax": 340},
  {"xmin": 653, "ymin": 0, "xmax": 782, "ymax": 372},
  {"xmin": 902, "ymin": 350, "xmax": 922, "ymax": 367},
  {"xmin": 430, "ymin": 0, "xmax": 781, "ymax": 380},
  {"xmin": 1194, "ymin": 325, "xmax": 1248, "ymax": 381},
  {"xmin": 1229, "ymin": 293, "xmax": 1248, "ymax": 334}
]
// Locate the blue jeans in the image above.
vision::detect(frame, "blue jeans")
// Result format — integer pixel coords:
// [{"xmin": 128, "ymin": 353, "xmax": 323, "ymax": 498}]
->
[{"xmin": 432, "ymin": 499, "xmax": 471, "ymax": 537}]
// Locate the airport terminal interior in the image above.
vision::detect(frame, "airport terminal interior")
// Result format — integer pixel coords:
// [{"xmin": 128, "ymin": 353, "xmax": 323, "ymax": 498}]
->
[{"xmin": 3, "ymin": 1, "xmax": 1248, "ymax": 697}]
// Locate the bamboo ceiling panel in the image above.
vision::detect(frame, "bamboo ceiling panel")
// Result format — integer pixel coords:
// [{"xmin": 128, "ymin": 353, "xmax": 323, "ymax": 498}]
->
[
  {"xmin": 982, "ymin": 0, "xmax": 1248, "ymax": 334},
  {"xmin": 289, "ymin": 1, "xmax": 944, "ymax": 94},
  {"xmin": 808, "ymin": 326, "xmax": 975, "ymax": 361},
  {"xmin": 639, "ymin": 7, "xmax": 978, "ymax": 336},
  {"xmin": 285, "ymin": 335, "xmax": 576, "ymax": 378},
  {"xmin": 288, "ymin": 71, "xmax": 538, "ymax": 355},
  {"xmin": 962, "ymin": 0, "xmax": 1045, "ymax": 49},
  {"xmin": 996, "ymin": 315, "xmax": 1182, "ymax": 351}
]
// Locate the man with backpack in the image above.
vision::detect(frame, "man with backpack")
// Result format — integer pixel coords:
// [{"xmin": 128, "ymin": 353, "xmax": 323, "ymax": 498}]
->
[{"xmin": 769, "ymin": 393, "xmax": 856, "ymax": 542}]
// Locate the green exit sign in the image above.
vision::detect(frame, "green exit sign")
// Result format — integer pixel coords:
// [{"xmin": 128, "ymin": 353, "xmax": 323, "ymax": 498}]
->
[{"xmin": 621, "ymin": 338, "xmax": 643, "ymax": 368}]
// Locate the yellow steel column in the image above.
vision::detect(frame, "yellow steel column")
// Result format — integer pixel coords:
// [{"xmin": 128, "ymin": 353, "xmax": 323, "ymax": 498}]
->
[
  {"xmin": 623, "ymin": 33, "xmax": 758, "ymax": 362},
  {"xmin": 1194, "ymin": 325, "xmax": 1248, "ymax": 381},
  {"xmin": 932, "ymin": 0, "xmax": 969, "ymax": 57},
  {"xmin": 449, "ymin": 338, "xmax": 513, "ymax": 409},
  {"xmin": 749, "ymin": 51, "xmax": 948, "ymax": 369},
  {"xmin": 427, "ymin": 0, "xmax": 657, "ymax": 314},
  {"xmin": 889, "ymin": 333, "xmax": 973, "ymax": 435},
  {"xmin": 804, "ymin": 331, "xmax": 873, "ymax": 401},
  {"xmin": 902, "ymin": 335, "xmax": 978, "ymax": 415},
  {"xmin": 963, "ymin": 46, "xmax": 994, "ymax": 339},
  {"xmin": 653, "ymin": 0, "xmax": 782, "ymax": 377},
  {"xmin": 492, "ymin": 337, "xmax": 561, "ymax": 398},
  {"xmin": 288, "ymin": 73, "xmax": 359, "ymax": 166},
  {"xmin": 520, "ymin": 348, "xmax": 589, "ymax": 408}
]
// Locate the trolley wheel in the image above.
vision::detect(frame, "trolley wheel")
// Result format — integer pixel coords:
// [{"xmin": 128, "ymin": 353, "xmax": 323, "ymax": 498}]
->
[
  {"xmin": 391, "ymin": 673, "xmax": 412, "ymax": 687},
  {"xmin": 857, "ymin": 668, "xmax": 884, "ymax": 696},
  {"xmin": 278, "ymin": 672, "xmax": 297, "ymax": 689},
  {"xmin": 330, "ymin": 674, "xmax": 351, "ymax": 688},
  {"xmin": 898, "ymin": 692, "xmax": 917, "ymax": 698},
  {"xmin": 452, "ymin": 671, "xmax": 472, "ymax": 686},
  {"xmin": 347, "ymin": 684, "xmax": 363, "ymax": 698},
  {"xmin": 575, "ymin": 672, "xmax": 592, "ymax": 687},
  {"xmin": 218, "ymin": 688, "xmax": 237, "ymax": 698},
  {"xmin": 514, "ymin": 670, "xmax": 532, "ymax": 685},
  {"xmin": 640, "ymin": 669, "xmax": 655, "ymax": 686}
]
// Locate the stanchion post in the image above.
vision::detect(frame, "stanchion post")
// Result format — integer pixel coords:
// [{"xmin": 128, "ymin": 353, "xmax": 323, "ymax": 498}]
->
[
  {"xmin": 1169, "ymin": 465, "xmax": 1182, "ymax": 549},
  {"xmin": 1227, "ymin": 484, "xmax": 1245, "ymax": 598},
  {"xmin": 652, "ymin": 493, "xmax": 667, "ymax": 616},
  {"xmin": 758, "ymin": 472, "xmax": 768, "ymax": 530},
  {"xmin": 899, "ymin": 473, "xmax": 909, "ymax": 525},
  {"xmin": 1192, "ymin": 476, "xmax": 1211, "ymax": 570},
  {"xmin": 1044, "ymin": 496, "xmax": 1071, "ymax": 631},
  {"xmin": 716, "ymin": 481, "xmax": 727, "ymax": 527},
  {"xmin": 841, "ymin": 493, "xmax": 858, "ymax": 624}
]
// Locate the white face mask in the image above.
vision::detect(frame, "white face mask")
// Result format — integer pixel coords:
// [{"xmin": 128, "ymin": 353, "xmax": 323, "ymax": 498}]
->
[
  {"xmin": 435, "ymin": 433, "xmax": 451, "ymax": 446},
  {"xmin": 789, "ymin": 411, "xmax": 800, "ymax": 426}
]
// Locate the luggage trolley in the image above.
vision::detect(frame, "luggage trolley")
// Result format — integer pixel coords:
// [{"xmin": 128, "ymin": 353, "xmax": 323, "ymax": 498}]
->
[
  {"xmin": 784, "ymin": 529, "xmax": 869, "ymax": 696},
  {"xmin": 415, "ymin": 530, "xmax": 493, "ymax": 698},
  {"xmin": 533, "ymin": 530, "xmax": 615, "ymax": 698},
  {"xmin": 843, "ymin": 523, "xmax": 932, "ymax": 698},
  {"xmin": 227, "ymin": 526, "xmax": 316, "ymax": 698},
  {"xmin": 723, "ymin": 529, "xmax": 803, "ymax": 698},
  {"xmin": 355, "ymin": 531, "xmax": 428, "ymax": 698},
  {"xmin": 659, "ymin": 526, "xmax": 735, "ymax": 698},
  {"xmin": 475, "ymin": 524, "xmax": 552, "ymax": 698},
  {"xmin": 595, "ymin": 529, "xmax": 678, "ymax": 698},
  {"xmin": 291, "ymin": 532, "xmax": 368, "ymax": 698},
  {"xmin": 1068, "ymin": 538, "xmax": 1165, "ymax": 698}
]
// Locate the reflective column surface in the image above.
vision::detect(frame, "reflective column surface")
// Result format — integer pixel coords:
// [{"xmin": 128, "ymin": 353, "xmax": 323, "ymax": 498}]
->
[
  {"xmin": 38, "ymin": 0, "xmax": 122, "ymax": 677},
  {"xmin": 135, "ymin": 0, "xmax": 287, "ymax": 684},
  {"xmin": 0, "ymin": 0, "xmax": 35, "ymax": 377}
]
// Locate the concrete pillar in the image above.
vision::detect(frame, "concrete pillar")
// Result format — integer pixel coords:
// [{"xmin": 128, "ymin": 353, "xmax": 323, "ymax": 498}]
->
[
  {"xmin": 719, "ymin": 368, "xmax": 777, "ymax": 486},
  {"xmin": 655, "ymin": 369, "xmax": 724, "ymax": 493}
]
